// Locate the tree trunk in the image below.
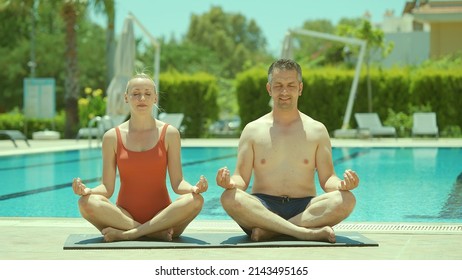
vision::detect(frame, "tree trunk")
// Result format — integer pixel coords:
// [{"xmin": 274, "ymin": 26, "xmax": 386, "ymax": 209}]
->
[{"xmin": 62, "ymin": 3, "xmax": 80, "ymax": 138}]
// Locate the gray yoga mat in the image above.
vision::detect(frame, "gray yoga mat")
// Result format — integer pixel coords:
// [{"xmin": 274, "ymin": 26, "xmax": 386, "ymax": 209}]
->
[{"xmin": 63, "ymin": 232, "xmax": 378, "ymax": 250}]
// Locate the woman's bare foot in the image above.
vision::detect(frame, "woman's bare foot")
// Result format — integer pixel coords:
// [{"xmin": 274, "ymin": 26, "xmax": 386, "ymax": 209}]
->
[
  {"xmin": 101, "ymin": 227, "xmax": 127, "ymax": 242},
  {"xmin": 101, "ymin": 227, "xmax": 174, "ymax": 242},
  {"xmin": 146, "ymin": 228, "xmax": 174, "ymax": 241}
]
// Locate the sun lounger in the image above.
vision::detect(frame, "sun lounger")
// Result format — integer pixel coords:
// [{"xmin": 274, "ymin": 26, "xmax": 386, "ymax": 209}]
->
[
  {"xmin": 354, "ymin": 113, "xmax": 397, "ymax": 138},
  {"xmin": 76, "ymin": 115, "xmax": 114, "ymax": 145},
  {"xmin": 0, "ymin": 130, "xmax": 30, "ymax": 148},
  {"xmin": 158, "ymin": 113, "xmax": 184, "ymax": 130},
  {"xmin": 412, "ymin": 112, "xmax": 439, "ymax": 138}
]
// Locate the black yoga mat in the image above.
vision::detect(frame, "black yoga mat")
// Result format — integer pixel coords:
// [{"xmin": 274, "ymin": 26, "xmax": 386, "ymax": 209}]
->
[{"xmin": 63, "ymin": 231, "xmax": 378, "ymax": 250}]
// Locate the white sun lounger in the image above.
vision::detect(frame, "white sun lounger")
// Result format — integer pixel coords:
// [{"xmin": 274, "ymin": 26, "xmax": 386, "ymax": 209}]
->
[
  {"xmin": 76, "ymin": 115, "xmax": 114, "ymax": 140},
  {"xmin": 354, "ymin": 113, "xmax": 397, "ymax": 138},
  {"xmin": 0, "ymin": 130, "xmax": 30, "ymax": 148},
  {"xmin": 412, "ymin": 112, "xmax": 439, "ymax": 138},
  {"xmin": 158, "ymin": 113, "xmax": 184, "ymax": 130}
]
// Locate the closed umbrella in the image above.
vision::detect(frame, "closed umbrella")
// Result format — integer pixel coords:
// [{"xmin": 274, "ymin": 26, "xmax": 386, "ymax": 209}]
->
[{"xmin": 106, "ymin": 16, "xmax": 135, "ymax": 125}]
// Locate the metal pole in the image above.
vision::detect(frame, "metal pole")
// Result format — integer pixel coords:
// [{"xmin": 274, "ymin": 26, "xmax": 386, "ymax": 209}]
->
[
  {"xmin": 128, "ymin": 12, "xmax": 161, "ymax": 118},
  {"xmin": 28, "ymin": 0, "xmax": 38, "ymax": 77},
  {"xmin": 290, "ymin": 28, "xmax": 365, "ymax": 47},
  {"xmin": 280, "ymin": 32, "xmax": 292, "ymax": 59},
  {"xmin": 287, "ymin": 29, "xmax": 366, "ymax": 130},
  {"xmin": 342, "ymin": 41, "xmax": 367, "ymax": 129},
  {"xmin": 153, "ymin": 44, "xmax": 161, "ymax": 118}
]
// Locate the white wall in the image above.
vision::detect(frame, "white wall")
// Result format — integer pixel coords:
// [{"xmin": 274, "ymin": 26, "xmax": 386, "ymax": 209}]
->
[{"xmin": 377, "ymin": 31, "xmax": 430, "ymax": 67}]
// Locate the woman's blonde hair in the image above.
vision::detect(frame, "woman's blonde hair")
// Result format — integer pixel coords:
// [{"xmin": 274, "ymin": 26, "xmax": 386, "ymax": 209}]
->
[{"xmin": 125, "ymin": 72, "xmax": 157, "ymax": 94}]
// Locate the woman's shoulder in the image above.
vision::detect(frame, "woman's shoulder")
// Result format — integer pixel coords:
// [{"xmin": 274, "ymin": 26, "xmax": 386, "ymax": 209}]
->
[
  {"xmin": 161, "ymin": 122, "xmax": 180, "ymax": 141},
  {"xmin": 103, "ymin": 127, "xmax": 118, "ymax": 139},
  {"xmin": 101, "ymin": 127, "xmax": 119, "ymax": 151},
  {"xmin": 104, "ymin": 121, "xmax": 129, "ymax": 140},
  {"xmin": 157, "ymin": 121, "xmax": 179, "ymax": 134}
]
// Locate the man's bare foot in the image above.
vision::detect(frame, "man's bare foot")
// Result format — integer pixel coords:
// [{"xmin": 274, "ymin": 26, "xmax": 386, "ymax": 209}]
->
[
  {"xmin": 146, "ymin": 228, "xmax": 174, "ymax": 241},
  {"xmin": 251, "ymin": 227, "xmax": 279, "ymax": 241},
  {"xmin": 251, "ymin": 226, "xmax": 335, "ymax": 243},
  {"xmin": 303, "ymin": 226, "xmax": 336, "ymax": 243}
]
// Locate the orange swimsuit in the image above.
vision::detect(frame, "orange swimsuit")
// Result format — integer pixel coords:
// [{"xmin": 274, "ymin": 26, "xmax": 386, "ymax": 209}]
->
[{"xmin": 115, "ymin": 124, "xmax": 171, "ymax": 224}]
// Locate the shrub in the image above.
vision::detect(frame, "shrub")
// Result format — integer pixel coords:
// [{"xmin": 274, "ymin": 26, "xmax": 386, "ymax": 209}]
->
[{"xmin": 78, "ymin": 87, "xmax": 107, "ymax": 127}]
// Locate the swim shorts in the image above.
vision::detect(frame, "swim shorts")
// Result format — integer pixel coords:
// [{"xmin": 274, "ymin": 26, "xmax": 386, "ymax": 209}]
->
[{"xmin": 240, "ymin": 193, "xmax": 314, "ymax": 236}]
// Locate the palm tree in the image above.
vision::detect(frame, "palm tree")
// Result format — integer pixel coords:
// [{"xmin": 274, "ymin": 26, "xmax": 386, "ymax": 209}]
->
[
  {"xmin": 60, "ymin": 0, "xmax": 114, "ymax": 138},
  {"xmin": 60, "ymin": 1, "xmax": 81, "ymax": 138},
  {"xmin": 92, "ymin": 0, "xmax": 115, "ymax": 88},
  {"xmin": 1, "ymin": 0, "xmax": 115, "ymax": 137}
]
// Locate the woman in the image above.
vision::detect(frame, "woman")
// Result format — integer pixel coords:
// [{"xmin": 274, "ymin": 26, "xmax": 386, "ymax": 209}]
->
[{"xmin": 72, "ymin": 73, "xmax": 207, "ymax": 242}]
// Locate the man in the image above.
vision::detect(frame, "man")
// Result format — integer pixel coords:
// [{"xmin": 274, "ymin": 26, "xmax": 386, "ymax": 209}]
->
[{"xmin": 216, "ymin": 59, "xmax": 359, "ymax": 243}]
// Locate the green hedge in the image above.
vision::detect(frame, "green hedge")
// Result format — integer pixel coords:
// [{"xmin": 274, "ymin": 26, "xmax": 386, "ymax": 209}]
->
[
  {"xmin": 409, "ymin": 69, "xmax": 462, "ymax": 131},
  {"xmin": 0, "ymin": 110, "xmax": 65, "ymax": 139},
  {"xmin": 235, "ymin": 67, "xmax": 270, "ymax": 127},
  {"xmin": 159, "ymin": 71, "xmax": 219, "ymax": 138},
  {"xmin": 235, "ymin": 67, "xmax": 462, "ymax": 136},
  {"xmin": 2, "ymin": 68, "xmax": 461, "ymax": 139},
  {"xmin": 0, "ymin": 72, "xmax": 219, "ymax": 139},
  {"xmin": 301, "ymin": 68, "xmax": 354, "ymax": 131}
]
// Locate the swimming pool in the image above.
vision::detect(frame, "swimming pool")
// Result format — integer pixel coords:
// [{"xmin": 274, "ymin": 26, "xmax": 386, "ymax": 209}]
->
[{"xmin": 0, "ymin": 146, "xmax": 461, "ymax": 223}]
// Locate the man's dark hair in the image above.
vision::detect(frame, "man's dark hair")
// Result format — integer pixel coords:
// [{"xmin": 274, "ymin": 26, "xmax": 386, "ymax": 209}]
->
[{"xmin": 267, "ymin": 59, "xmax": 302, "ymax": 83}]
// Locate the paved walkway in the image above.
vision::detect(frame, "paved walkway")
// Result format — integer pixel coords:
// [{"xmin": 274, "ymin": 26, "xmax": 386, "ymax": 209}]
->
[
  {"xmin": 2, "ymin": 137, "xmax": 462, "ymax": 156},
  {"xmin": 1, "ymin": 218, "xmax": 462, "ymax": 260}
]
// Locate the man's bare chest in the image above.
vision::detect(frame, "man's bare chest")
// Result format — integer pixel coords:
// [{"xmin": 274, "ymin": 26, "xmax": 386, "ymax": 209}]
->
[{"xmin": 254, "ymin": 138, "xmax": 315, "ymax": 168}]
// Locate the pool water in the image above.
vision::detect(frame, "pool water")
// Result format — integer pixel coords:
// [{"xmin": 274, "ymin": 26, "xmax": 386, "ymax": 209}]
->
[{"xmin": 0, "ymin": 147, "xmax": 461, "ymax": 223}]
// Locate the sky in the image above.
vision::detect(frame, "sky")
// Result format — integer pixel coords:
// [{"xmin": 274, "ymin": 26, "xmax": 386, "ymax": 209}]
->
[{"xmin": 93, "ymin": 0, "xmax": 407, "ymax": 55}]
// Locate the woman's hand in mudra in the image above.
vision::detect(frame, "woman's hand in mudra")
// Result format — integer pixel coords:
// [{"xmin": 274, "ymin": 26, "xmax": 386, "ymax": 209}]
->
[{"xmin": 193, "ymin": 175, "xmax": 208, "ymax": 194}]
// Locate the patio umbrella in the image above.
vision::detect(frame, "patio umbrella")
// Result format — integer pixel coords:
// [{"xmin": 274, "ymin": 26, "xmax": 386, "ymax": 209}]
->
[{"xmin": 106, "ymin": 16, "xmax": 135, "ymax": 124}]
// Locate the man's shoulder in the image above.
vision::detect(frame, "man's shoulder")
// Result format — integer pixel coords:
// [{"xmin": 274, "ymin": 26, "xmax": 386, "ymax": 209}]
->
[
  {"xmin": 239, "ymin": 116, "xmax": 270, "ymax": 142},
  {"xmin": 245, "ymin": 114, "xmax": 271, "ymax": 128},
  {"xmin": 299, "ymin": 113, "xmax": 329, "ymax": 137},
  {"xmin": 300, "ymin": 113, "xmax": 325, "ymax": 128}
]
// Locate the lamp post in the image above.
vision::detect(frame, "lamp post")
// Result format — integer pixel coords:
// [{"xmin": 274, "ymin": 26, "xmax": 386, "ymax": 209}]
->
[{"xmin": 28, "ymin": 0, "xmax": 38, "ymax": 77}]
